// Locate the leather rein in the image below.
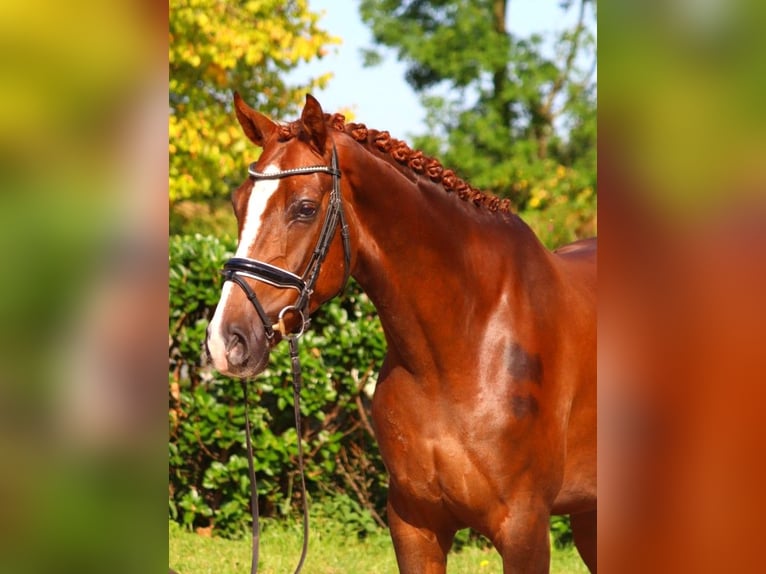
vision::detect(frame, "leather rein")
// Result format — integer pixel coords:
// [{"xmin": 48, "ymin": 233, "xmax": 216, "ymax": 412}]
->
[{"xmin": 221, "ymin": 144, "xmax": 351, "ymax": 574}]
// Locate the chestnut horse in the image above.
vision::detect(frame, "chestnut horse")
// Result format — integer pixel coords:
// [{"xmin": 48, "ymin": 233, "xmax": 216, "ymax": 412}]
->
[{"xmin": 205, "ymin": 94, "xmax": 596, "ymax": 573}]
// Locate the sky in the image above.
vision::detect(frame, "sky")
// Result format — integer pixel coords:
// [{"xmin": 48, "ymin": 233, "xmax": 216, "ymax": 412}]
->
[{"xmin": 288, "ymin": 0, "xmax": 595, "ymax": 140}]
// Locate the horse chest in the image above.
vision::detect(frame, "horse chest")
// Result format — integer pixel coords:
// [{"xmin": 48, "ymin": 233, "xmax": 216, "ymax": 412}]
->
[
  {"xmin": 382, "ymin": 423, "xmax": 483, "ymax": 507},
  {"xmin": 372, "ymin": 386, "xmax": 502, "ymax": 513}
]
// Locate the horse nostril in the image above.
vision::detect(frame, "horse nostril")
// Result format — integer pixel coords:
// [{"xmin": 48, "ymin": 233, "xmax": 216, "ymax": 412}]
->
[
  {"xmin": 225, "ymin": 327, "xmax": 249, "ymax": 367},
  {"xmin": 202, "ymin": 325, "xmax": 212, "ymax": 361}
]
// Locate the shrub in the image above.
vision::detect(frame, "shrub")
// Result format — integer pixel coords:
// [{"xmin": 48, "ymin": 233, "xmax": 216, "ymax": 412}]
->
[{"xmin": 169, "ymin": 234, "xmax": 388, "ymax": 537}]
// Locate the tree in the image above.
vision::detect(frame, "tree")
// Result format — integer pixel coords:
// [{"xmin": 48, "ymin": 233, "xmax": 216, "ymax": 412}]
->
[
  {"xmin": 169, "ymin": 0, "xmax": 339, "ymax": 204},
  {"xmin": 359, "ymin": 0, "xmax": 596, "ymax": 245}
]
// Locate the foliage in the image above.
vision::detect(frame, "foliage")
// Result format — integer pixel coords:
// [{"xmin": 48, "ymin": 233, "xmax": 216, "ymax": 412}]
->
[
  {"xmin": 169, "ymin": 234, "xmax": 388, "ymax": 537},
  {"xmin": 169, "ymin": 198, "xmax": 237, "ymax": 237},
  {"xmin": 518, "ymin": 162, "xmax": 597, "ymax": 248},
  {"xmin": 550, "ymin": 514, "xmax": 574, "ymax": 548},
  {"xmin": 169, "ymin": 0, "xmax": 339, "ymax": 203},
  {"xmin": 359, "ymin": 0, "xmax": 597, "ymax": 246}
]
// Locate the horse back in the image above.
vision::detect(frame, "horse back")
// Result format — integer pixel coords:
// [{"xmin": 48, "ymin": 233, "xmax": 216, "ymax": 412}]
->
[
  {"xmin": 553, "ymin": 236, "xmax": 597, "ymax": 289},
  {"xmin": 554, "ymin": 236, "xmax": 597, "ymax": 261}
]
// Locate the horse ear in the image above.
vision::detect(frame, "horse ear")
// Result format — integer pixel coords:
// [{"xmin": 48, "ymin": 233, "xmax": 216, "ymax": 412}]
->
[
  {"xmin": 300, "ymin": 94, "xmax": 327, "ymax": 153},
  {"xmin": 233, "ymin": 91, "xmax": 277, "ymax": 147}
]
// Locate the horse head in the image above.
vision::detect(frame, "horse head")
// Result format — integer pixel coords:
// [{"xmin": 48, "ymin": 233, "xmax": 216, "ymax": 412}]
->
[{"xmin": 205, "ymin": 93, "xmax": 352, "ymax": 377}]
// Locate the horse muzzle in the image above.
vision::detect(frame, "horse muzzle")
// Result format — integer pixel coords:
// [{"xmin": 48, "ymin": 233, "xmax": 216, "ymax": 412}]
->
[{"xmin": 205, "ymin": 318, "xmax": 274, "ymax": 378}]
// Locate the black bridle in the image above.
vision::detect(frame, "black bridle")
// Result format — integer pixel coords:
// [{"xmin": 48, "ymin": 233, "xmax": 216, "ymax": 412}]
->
[
  {"xmin": 221, "ymin": 143, "xmax": 351, "ymax": 574},
  {"xmin": 222, "ymin": 143, "xmax": 351, "ymax": 341}
]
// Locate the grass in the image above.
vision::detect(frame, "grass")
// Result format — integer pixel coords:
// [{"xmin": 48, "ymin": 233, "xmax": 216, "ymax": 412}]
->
[{"xmin": 169, "ymin": 519, "xmax": 588, "ymax": 574}]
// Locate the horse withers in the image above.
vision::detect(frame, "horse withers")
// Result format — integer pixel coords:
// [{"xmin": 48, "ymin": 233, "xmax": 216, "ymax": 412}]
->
[{"xmin": 205, "ymin": 93, "xmax": 597, "ymax": 573}]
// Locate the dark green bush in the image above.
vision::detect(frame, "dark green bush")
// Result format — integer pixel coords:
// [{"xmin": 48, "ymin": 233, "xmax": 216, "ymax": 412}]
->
[
  {"xmin": 169, "ymin": 234, "xmax": 387, "ymax": 537},
  {"xmin": 169, "ymin": 233, "xmax": 572, "ymax": 546}
]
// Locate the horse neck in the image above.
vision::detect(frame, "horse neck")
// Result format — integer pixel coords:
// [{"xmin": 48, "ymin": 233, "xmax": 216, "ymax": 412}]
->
[{"xmin": 339, "ymin": 140, "xmax": 555, "ymax": 376}]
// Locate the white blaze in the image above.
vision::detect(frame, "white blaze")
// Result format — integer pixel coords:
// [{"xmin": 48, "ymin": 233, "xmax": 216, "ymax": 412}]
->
[{"xmin": 207, "ymin": 164, "xmax": 281, "ymax": 370}]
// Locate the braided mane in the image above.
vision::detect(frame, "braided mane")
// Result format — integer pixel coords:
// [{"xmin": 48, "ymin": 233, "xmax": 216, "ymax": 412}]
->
[{"xmin": 275, "ymin": 113, "xmax": 513, "ymax": 215}]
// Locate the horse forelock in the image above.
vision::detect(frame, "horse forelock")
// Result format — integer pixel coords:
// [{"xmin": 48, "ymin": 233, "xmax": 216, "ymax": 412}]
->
[{"xmin": 273, "ymin": 113, "xmax": 514, "ymax": 215}]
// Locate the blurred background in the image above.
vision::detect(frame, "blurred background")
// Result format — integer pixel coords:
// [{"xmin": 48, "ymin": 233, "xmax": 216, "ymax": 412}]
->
[
  {"xmin": 0, "ymin": 0, "xmax": 167, "ymax": 572},
  {"xmin": 599, "ymin": 0, "xmax": 766, "ymax": 572}
]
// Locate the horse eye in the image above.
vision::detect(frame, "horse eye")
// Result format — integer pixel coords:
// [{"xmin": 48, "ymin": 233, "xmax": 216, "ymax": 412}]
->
[{"xmin": 295, "ymin": 200, "xmax": 318, "ymax": 220}]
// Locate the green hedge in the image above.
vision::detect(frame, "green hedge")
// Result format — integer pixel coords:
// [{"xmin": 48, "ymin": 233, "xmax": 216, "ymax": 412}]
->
[
  {"xmin": 169, "ymin": 233, "xmax": 572, "ymax": 545},
  {"xmin": 169, "ymin": 234, "xmax": 388, "ymax": 537}
]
